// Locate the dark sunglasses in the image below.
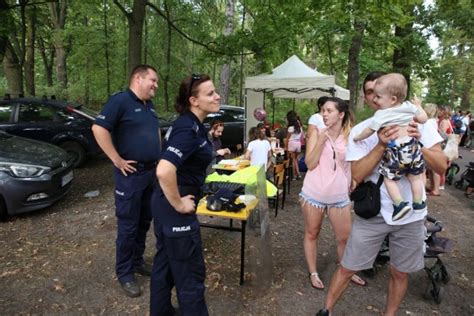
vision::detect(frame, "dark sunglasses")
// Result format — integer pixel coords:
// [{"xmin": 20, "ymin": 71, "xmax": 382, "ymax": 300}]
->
[
  {"xmin": 329, "ymin": 141, "xmax": 337, "ymax": 171},
  {"xmin": 188, "ymin": 74, "xmax": 201, "ymax": 99}
]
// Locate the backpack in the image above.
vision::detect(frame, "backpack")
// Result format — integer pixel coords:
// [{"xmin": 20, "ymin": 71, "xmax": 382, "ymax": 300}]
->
[
  {"xmin": 453, "ymin": 116, "xmax": 463, "ymax": 129},
  {"xmin": 454, "ymin": 118, "xmax": 463, "ymax": 129}
]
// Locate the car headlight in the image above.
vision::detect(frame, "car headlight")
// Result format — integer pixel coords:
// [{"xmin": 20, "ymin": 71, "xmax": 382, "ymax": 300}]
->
[{"xmin": 0, "ymin": 162, "xmax": 51, "ymax": 178}]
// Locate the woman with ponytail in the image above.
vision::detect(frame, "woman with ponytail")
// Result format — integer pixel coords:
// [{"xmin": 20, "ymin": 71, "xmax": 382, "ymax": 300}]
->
[{"xmin": 299, "ymin": 97, "xmax": 366, "ymax": 289}]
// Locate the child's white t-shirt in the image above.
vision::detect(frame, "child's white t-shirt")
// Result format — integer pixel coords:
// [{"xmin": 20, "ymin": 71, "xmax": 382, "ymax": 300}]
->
[{"xmin": 247, "ymin": 139, "xmax": 272, "ymax": 170}]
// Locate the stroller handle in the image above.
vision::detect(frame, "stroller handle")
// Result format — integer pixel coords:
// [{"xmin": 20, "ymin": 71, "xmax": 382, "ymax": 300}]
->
[{"xmin": 426, "ymin": 215, "xmax": 443, "ymax": 233}]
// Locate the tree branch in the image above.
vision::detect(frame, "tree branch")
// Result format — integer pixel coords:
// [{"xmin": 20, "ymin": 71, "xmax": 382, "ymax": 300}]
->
[
  {"xmin": 146, "ymin": 1, "xmax": 249, "ymax": 57},
  {"xmin": 113, "ymin": 0, "xmax": 130, "ymax": 19},
  {"xmin": 2, "ymin": 0, "xmax": 56, "ymax": 11}
]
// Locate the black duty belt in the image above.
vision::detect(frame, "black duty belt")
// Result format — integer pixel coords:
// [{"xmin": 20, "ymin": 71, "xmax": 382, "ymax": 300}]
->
[
  {"xmin": 178, "ymin": 185, "xmax": 202, "ymax": 198},
  {"xmin": 134, "ymin": 161, "xmax": 157, "ymax": 171}
]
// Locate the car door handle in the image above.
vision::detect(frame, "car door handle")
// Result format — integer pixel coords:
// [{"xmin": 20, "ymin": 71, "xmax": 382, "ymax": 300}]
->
[{"xmin": 22, "ymin": 128, "xmax": 43, "ymax": 131}]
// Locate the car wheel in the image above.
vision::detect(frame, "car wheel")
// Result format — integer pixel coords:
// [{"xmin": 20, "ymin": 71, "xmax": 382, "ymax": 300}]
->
[
  {"xmin": 0, "ymin": 195, "xmax": 8, "ymax": 222},
  {"xmin": 60, "ymin": 141, "xmax": 86, "ymax": 168}
]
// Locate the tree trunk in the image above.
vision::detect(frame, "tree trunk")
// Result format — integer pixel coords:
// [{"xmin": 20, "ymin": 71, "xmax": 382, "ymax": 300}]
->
[
  {"xmin": 219, "ymin": 0, "xmax": 235, "ymax": 104},
  {"xmin": 25, "ymin": 6, "xmax": 36, "ymax": 96},
  {"xmin": 48, "ymin": 0, "xmax": 68, "ymax": 90},
  {"xmin": 103, "ymin": 0, "xmax": 111, "ymax": 96},
  {"xmin": 83, "ymin": 17, "xmax": 90, "ymax": 105},
  {"xmin": 326, "ymin": 34, "xmax": 334, "ymax": 75},
  {"xmin": 238, "ymin": 4, "xmax": 246, "ymax": 108},
  {"xmin": 38, "ymin": 36, "xmax": 54, "ymax": 87},
  {"xmin": 346, "ymin": 20, "xmax": 365, "ymax": 113},
  {"xmin": 460, "ymin": 74, "xmax": 471, "ymax": 109},
  {"xmin": 3, "ymin": 41, "xmax": 23, "ymax": 97},
  {"xmin": 113, "ymin": 0, "xmax": 146, "ymax": 76},
  {"xmin": 460, "ymin": 46, "xmax": 471, "ymax": 109},
  {"xmin": 128, "ymin": 0, "xmax": 146, "ymax": 74},
  {"xmin": 0, "ymin": 0, "xmax": 8, "ymax": 61},
  {"xmin": 392, "ymin": 5, "xmax": 414, "ymax": 97},
  {"xmin": 163, "ymin": 0, "xmax": 172, "ymax": 112},
  {"xmin": 6, "ymin": 0, "xmax": 27, "ymax": 96}
]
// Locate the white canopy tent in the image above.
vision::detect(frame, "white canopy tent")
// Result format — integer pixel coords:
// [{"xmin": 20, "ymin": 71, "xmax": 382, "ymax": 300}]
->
[
  {"xmin": 244, "ymin": 55, "xmax": 350, "ymax": 139},
  {"xmin": 272, "ymin": 84, "xmax": 349, "ymax": 100}
]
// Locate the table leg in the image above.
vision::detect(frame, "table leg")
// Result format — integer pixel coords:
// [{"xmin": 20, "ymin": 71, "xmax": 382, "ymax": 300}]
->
[{"xmin": 240, "ymin": 220, "xmax": 246, "ymax": 285}]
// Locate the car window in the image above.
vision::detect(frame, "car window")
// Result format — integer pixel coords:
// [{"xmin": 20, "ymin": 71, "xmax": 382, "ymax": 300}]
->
[
  {"xmin": 205, "ymin": 110, "xmax": 224, "ymax": 123},
  {"xmin": 204, "ymin": 107, "xmax": 244, "ymax": 124},
  {"xmin": 224, "ymin": 109, "xmax": 244, "ymax": 122},
  {"xmin": 0, "ymin": 105, "xmax": 13, "ymax": 123},
  {"xmin": 18, "ymin": 103, "xmax": 76, "ymax": 122},
  {"xmin": 18, "ymin": 103, "xmax": 57, "ymax": 122}
]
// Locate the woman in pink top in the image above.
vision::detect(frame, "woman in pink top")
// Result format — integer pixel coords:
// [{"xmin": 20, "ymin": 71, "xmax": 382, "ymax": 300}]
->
[{"xmin": 299, "ymin": 97, "xmax": 365, "ymax": 289}]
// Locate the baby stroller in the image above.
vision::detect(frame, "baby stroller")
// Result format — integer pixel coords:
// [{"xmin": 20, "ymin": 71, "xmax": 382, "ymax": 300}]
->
[
  {"xmin": 366, "ymin": 215, "xmax": 452, "ymax": 304},
  {"xmin": 454, "ymin": 162, "xmax": 474, "ymax": 190},
  {"xmin": 423, "ymin": 215, "xmax": 453, "ymax": 304}
]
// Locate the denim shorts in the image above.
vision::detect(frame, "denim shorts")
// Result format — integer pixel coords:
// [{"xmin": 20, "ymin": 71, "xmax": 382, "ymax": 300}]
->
[{"xmin": 299, "ymin": 191, "xmax": 350, "ymax": 210}]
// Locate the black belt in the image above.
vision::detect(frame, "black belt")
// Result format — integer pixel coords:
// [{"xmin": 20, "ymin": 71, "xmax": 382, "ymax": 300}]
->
[
  {"xmin": 178, "ymin": 185, "xmax": 202, "ymax": 198},
  {"xmin": 134, "ymin": 161, "xmax": 157, "ymax": 171}
]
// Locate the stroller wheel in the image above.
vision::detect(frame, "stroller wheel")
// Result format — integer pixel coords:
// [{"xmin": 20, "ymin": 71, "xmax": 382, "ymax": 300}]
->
[
  {"xmin": 424, "ymin": 283, "xmax": 443, "ymax": 304},
  {"xmin": 361, "ymin": 267, "xmax": 377, "ymax": 278},
  {"xmin": 441, "ymin": 265, "xmax": 450, "ymax": 284}
]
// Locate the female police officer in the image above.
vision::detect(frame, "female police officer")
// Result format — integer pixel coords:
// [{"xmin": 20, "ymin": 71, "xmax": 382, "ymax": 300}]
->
[{"xmin": 150, "ymin": 74, "xmax": 220, "ymax": 316}]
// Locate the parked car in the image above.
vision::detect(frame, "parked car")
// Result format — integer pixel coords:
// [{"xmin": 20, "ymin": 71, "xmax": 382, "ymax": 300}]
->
[
  {"xmin": 0, "ymin": 131, "xmax": 75, "ymax": 220},
  {"xmin": 159, "ymin": 105, "xmax": 245, "ymax": 149},
  {"xmin": 0, "ymin": 96, "xmax": 100, "ymax": 167}
]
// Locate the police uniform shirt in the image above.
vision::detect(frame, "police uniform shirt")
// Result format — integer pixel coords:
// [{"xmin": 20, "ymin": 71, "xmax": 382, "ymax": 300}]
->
[
  {"xmin": 162, "ymin": 111, "xmax": 213, "ymax": 186},
  {"xmin": 158, "ymin": 111, "xmax": 213, "ymax": 226},
  {"xmin": 94, "ymin": 89, "xmax": 161, "ymax": 162}
]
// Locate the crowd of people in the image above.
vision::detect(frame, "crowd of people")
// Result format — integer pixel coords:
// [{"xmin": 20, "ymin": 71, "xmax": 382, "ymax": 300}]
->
[{"xmin": 91, "ymin": 64, "xmax": 469, "ymax": 315}]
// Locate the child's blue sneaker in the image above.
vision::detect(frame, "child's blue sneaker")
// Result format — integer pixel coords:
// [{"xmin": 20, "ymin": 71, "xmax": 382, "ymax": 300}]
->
[
  {"xmin": 412, "ymin": 200, "xmax": 426, "ymax": 213},
  {"xmin": 392, "ymin": 201, "xmax": 411, "ymax": 221}
]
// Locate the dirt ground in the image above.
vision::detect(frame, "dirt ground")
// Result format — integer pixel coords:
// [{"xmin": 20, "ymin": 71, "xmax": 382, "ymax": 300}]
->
[{"xmin": 1, "ymin": 148, "xmax": 473, "ymax": 315}]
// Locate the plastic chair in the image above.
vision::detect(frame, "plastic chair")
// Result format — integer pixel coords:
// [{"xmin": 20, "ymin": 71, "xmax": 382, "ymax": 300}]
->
[
  {"xmin": 283, "ymin": 158, "xmax": 292, "ymax": 194},
  {"xmin": 235, "ymin": 143, "xmax": 243, "ymax": 155},
  {"xmin": 269, "ymin": 163, "xmax": 286, "ymax": 217}
]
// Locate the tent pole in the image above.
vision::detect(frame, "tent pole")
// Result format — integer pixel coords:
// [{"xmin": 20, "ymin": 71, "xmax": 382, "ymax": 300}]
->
[{"xmin": 272, "ymin": 97, "xmax": 275, "ymax": 127}]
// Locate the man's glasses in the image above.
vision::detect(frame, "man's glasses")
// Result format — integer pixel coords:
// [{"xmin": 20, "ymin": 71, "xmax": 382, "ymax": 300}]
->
[{"xmin": 188, "ymin": 74, "xmax": 201, "ymax": 99}]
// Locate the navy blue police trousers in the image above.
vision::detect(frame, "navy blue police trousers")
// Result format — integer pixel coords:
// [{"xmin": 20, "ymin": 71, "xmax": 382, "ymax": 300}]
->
[
  {"xmin": 114, "ymin": 167, "xmax": 155, "ymax": 283},
  {"xmin": 150, "ymin": 194, "xmax": 208, "ymax": 315}
]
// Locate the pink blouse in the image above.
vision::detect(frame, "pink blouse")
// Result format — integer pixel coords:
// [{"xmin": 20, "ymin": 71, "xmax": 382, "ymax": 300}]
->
[{"xmin": 301, "ymin": 132, "xmax": 351, "ymax": 204}]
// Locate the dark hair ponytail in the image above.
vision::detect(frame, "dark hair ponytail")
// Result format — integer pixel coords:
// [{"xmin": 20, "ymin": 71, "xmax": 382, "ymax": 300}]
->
[
  {"xmin": 175, "ymin": 74, "xmax": 211, "ymax": 114},
  {"xmin": 324, "ymin": 97, "xmax": 353, "ymax": 138}
]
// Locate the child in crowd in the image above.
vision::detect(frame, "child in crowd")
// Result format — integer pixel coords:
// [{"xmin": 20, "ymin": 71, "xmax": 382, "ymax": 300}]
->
[
  {"xmin": 244, "ymin": 126, "xmax": 272, "ymax": 172},
  {"xmin": 354, "ymin": 73, "xmax": 428, "ymax": 221},
  {"xmin": 307, "ymin": 96, "xmax": 328, "ymax": 138},
  {"xmin": 286, "ymin": 111, "xmax": 304, "ymax": 180}
]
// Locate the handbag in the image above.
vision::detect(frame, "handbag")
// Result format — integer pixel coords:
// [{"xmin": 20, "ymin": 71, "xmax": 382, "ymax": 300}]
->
[
  {"xmin": 298, "ymin": 155, "xmax": 308, "ymax": 172},
  {"xmin": 443, "ymin": 134, "xmax": 459, "ymax": 161},
  {"xmin": 350, "ymin": 175, "xmax": 384, "ymax": 219}
]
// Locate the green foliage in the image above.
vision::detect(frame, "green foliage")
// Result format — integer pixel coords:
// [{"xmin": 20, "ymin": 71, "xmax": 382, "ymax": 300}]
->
[
  {"xmin": 0, "ymin": 0, "xmax": 471, "ymax": 114},
  {"xmin": 353, "ymin": 105, "xmax": 374, "ymax": 124}
]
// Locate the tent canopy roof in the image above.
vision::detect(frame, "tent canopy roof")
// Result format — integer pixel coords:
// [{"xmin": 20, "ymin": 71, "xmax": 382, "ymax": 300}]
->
[{"xmin": 244, "ymin": 55, "xmax": 349, "ymax": 100}]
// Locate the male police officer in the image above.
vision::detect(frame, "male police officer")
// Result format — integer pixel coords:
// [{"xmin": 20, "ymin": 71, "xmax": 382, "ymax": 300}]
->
[{"xmin": 92, "ymin": 65, "xmax": 161, "ymax": 297}]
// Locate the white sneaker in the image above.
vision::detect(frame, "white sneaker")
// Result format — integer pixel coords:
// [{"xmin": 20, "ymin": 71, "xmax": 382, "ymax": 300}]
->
[{"xmin": 439, "ymin": 186, "xmax": 445, "ymax": 190}]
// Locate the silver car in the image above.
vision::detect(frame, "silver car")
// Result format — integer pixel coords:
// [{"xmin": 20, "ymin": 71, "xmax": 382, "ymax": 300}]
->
[{"xmin": 0, "ymin": 131, "xmax": 75, "ymax": 220}]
